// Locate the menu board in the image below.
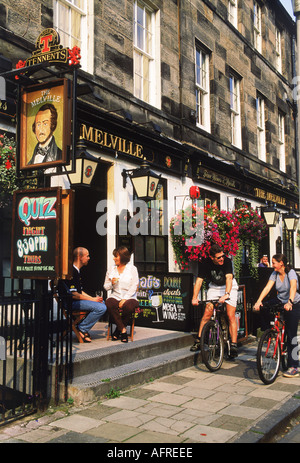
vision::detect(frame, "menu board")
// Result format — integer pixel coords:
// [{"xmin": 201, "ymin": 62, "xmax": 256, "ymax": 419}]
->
[
  {"xmin": 11, "ymin": 188, "xmax": 61, "ymax": 279},
  {"xmin": 135, "ymin": 272, "xmax": 193, "ymax": 331}
]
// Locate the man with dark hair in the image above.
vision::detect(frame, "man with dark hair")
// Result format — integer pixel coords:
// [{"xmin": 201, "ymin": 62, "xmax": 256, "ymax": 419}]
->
[
  {"xmin": 28, "ymin": 103, "xmax": 62, "ymax": 165},
  {"xmin": 190, "ymin": 243, "xmax": 239, "ymax": 356},
  {"xmin": 61, "ymin": 247, "xmax": 107, "ymax": 342}
]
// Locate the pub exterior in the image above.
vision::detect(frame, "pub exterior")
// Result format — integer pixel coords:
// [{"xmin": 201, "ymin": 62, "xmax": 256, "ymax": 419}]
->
[
  {"xmin": 0, "ymin": 0, "xmax": 299, "ymax": 411},
  {"xmin": 0, "ymin": 0, "xmax": 299, "ymax": 308}
]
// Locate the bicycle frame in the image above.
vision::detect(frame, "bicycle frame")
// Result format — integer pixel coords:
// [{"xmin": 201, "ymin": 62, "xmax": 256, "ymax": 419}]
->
[
  {"xmin": 207, "ymin": 300, "xmax": 230, "ymax": 351},
  {"xmin": 267, "ymin": 311, "xmax": 285, "ymax": 360},
  {"xmin": 256, "ymin": 304, "xmax": 287, "ymax": 384},
  {"xmin": 199, "ymin": 299, "xmax": 233, "ymax": 372}
]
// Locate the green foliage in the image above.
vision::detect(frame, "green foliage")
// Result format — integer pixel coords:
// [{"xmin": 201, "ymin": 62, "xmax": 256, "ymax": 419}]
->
[{"xmin": 0, "ymin": 133, "xmax": 36, "ymax": 207}]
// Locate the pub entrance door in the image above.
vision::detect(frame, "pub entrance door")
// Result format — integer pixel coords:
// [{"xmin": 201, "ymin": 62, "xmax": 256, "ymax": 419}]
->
[{"xmin": 72, "ymin": 162, "xmax": 108, "ymax": 295}]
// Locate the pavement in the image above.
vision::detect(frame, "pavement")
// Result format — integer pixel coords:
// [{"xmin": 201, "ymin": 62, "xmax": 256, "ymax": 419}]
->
[{"xmin": 1, "ymin": 337, "xmax": 300, "ymax": 445}]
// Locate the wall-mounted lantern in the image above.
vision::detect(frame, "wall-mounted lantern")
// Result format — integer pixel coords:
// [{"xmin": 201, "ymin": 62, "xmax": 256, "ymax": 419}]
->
[
  {"xmin": 283, "ymin": 211, "xmax": 299, "ymax": 232},
  {"xmin": 66, "ymin": 140, "xmax": 100, "ymax": 186},
  {"xmin": 122, "ymin": 160, "xmax": 161, "ymax": 201},
  {"xmin": 262, "ymin": 203, "xmax": 280, "ymax": 227}
]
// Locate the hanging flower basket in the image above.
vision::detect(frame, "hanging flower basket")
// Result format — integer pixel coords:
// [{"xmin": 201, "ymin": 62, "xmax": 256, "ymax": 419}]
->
[{"xmin": 170, "ymin": 203, "xmax": 267, "ymax": 281}]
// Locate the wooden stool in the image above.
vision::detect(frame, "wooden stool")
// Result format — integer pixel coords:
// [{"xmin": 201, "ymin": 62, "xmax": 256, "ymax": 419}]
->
[{"xmin": 106, "ymin": 309, "xmax": 137, "ymax": 342}]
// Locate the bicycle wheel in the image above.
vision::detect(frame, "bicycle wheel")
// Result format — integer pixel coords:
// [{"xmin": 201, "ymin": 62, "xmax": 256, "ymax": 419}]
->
[
  {"xmin": 257, "ymin": 329, "xmax": 281, "ymax": 384},
  {"xmin": 200, "ymin": 320, "xmax": 224, "ymax": 371}
]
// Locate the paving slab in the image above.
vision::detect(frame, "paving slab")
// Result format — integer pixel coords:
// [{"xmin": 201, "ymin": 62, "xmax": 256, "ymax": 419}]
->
[{"xmin": 1, "ymin": 337, "xmax": 300, "ymax": 444}]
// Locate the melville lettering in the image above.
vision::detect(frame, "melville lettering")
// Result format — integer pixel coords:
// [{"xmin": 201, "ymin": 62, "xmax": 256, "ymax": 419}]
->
[{"xmin": 80, "ymin": 124, "xmax": 144, "ymax": 159}]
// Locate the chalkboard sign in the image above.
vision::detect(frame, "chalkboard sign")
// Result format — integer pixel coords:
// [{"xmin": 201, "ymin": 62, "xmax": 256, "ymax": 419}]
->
[
  {"xmin": 11, "ymin": 187, "xmax": 61, "ymax": 279},
  {"xmin": 135, "ymin": 272, "xmax": 193, "ymax": 331}
]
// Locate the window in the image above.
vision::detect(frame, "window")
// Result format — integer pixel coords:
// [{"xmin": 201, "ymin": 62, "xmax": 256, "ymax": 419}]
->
[
  {"xmin": 133, "ymin": 1, "xmax": 161, "ymax": 107},
  {"xmin": 228, "ymin": 0, "xmax": 238, "ymax": 28},
  {"xmin": 134, "ymin": 180, "xmax": 168, "ymax": 273},
  {"xmin": 53, "ymin": 0, "xmax": 94, "ymax": 73},
  {"xmin": 195, "ymin": 46, "xmax": 210, "ymax": 132},
  {"xmin": 254, "ymin": 1, "xmax": 262, "ymax": 53},
  {"xmin": 230, "ymin": 74, "xmax": 242, "ymax": 148},
  {"xmin": 278, "ymin": 112, "xmax": 286, "ymax": 172},
  {"xmin": 283, "ymin": 228, "xmax": 294, "ymax": 268},
  {"xmin": 256, "ymin": 95, "xmax": 266, "ymax": 162},
  {"xmin": 275, "ymin": 27, "xmax": 282, "ymax": 73}
]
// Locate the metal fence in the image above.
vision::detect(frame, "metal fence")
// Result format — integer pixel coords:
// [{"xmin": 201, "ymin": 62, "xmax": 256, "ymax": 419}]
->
[{"xmin": 0, "ymin": 285, "xmax": 73, "ymax": 426}]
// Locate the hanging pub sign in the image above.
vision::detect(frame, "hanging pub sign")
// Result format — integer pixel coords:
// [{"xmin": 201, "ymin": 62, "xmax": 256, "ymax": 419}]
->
[
  {"xmin": 16, "ymin": 28, "xmax": 81, "ymax": 72},
  {"xmin": 11, "ymin": 188, "xmax": 62, "ymax": 279},
  {"xmin": 19, "ymin": 79, "xmax": 72, "ymax": 170}
]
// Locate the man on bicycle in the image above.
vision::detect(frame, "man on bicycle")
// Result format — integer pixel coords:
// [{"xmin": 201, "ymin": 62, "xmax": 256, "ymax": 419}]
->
[{"xmin": 190, "ymin": 243, "xmax": 239, "ymax": 356}]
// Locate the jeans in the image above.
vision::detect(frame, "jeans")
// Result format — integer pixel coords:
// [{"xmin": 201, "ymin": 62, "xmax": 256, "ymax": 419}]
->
[
  {"xmin": 284, "ymin": 302, "xmax": 300, "ymax": 368},
  {"xmin": 72, "ymin": 300, "xmax": 107, "ymax": 333}
]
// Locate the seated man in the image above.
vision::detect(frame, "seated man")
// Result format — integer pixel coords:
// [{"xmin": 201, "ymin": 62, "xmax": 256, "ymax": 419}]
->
[{"xmin": 61, "ymin": 247, "xmax": 107, "ymax": 342}]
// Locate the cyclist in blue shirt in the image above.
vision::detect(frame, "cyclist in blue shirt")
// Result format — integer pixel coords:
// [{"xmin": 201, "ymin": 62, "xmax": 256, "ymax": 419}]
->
[{"xmin": 254, "ymin": 253, "xmax": 300, "ymax": 378}]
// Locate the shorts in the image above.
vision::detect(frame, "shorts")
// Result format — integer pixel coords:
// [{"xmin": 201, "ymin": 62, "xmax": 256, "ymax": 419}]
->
[{"xmin": 207, "ymin": 279, "xmax": 238, "ymax": 308}]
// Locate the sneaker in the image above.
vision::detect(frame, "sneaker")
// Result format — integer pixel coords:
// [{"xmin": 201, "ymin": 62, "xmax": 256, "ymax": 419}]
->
[
  {"xmin": 283, "ymin": 367, "xmax": 300, "ymax": 378},
  {"xmin": 229, "ymin": 342, "xmax": 238, "ymax": 358},
  {"xmin": 190, "ymin": 339, "xmax": 201, "ymax": 352}
]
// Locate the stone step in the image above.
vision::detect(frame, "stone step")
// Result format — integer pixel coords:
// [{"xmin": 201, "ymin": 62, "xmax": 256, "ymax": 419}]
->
[
  {"xmin": 67, "ymin": 345, "xmax": 196, "ymax": 405},
  {"xmin": 70, "ymin": 331, "xmax": 194, "ymax": 378}
]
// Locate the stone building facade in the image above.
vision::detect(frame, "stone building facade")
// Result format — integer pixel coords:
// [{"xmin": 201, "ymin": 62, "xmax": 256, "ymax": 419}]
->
[{"xmin": 0, "ymin": 0, "xmax": 298, "ymax": 298}]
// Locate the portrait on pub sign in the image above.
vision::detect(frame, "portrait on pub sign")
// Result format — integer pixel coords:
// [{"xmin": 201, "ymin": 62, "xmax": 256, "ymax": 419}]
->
[{"xmin": 20, "ymin": 79, "xmax": 71, "ymax": 170}]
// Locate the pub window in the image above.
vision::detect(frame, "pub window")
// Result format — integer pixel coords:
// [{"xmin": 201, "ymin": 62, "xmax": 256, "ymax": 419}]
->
[
  {"xmin": 283, "ymin": 227, "xmax": 294, "ymax": 268},
  {"xmin": 134, "ymin": 179, "xmax": 168, "ymax": 273},
  {"xmin": 200, "ymin": 188, "xmax": 220, "ymax": 209},
  {"xmin": 133, "ymin": 0, "xmax": 161, "ymax": 108},
  {"xmin": 53, "ymin": 0, "xmax": 94, "ymax": 74}
]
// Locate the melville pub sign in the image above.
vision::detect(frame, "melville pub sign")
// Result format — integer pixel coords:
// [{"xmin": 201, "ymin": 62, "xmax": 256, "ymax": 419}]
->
[{"xmin": 11, "ymin": 188, "xmax": 61, "ymax": 279}]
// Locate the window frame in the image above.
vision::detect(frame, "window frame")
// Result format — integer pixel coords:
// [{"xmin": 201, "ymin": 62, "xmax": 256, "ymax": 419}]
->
[
  {"xmin": 228, "ymin": 0, "xmax": 238, "ymax": 28},
  {"xmin": 133, "ymin": 0, "xmax": 161, "ymax": 108},
  {"xmin": 254, "ymin": 1, "xmax": 262, "ymax": 53},
  {"xmin": 133, "ymin": 179, "xmax": 168, "ymax": 273},
  {"xmin": 256, "ymin": 95, "xmax": 266, "ymax": 162},
  {"xmin": 230, "ymin": 73, "xmax": 242, "ymax": 148},
  {"xmin": 53, "ymin": 0, "xmax": 94, "ymax": 74},
  {"xmin": 278, "ymin": 111, "xmax": 286, "ymax": 172},
  {"xmin": 195, "ymin": 45, "xmax": 211, "ymax": 132},
  {"xmin": 275, "ymin": 27, "xmax": 282, "ymax": 74}
]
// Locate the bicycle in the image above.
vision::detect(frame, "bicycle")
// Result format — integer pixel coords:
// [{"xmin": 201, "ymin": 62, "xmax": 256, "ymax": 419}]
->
[
  {"xmin": 200, "ymin": 299, "xmax": 236, "ymax": 372},
  {"xmin": 256, "ymin": 302, "xmax": 288, "ymax": 385}
]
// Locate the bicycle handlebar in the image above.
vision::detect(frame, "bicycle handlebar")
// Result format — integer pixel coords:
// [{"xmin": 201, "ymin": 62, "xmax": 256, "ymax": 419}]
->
[
  {"xmin": 200, "ymin": 299, "xmax": 226, "ymax": 310},
  {"xmin": 262, "ymin": 302, "xmax": 285, "ymax": 313}
]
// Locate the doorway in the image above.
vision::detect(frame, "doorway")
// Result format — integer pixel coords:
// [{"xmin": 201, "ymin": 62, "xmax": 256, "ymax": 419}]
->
[{"xmin": 72, "ymin": 161, "xmax": 108, "ymax": 295}]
